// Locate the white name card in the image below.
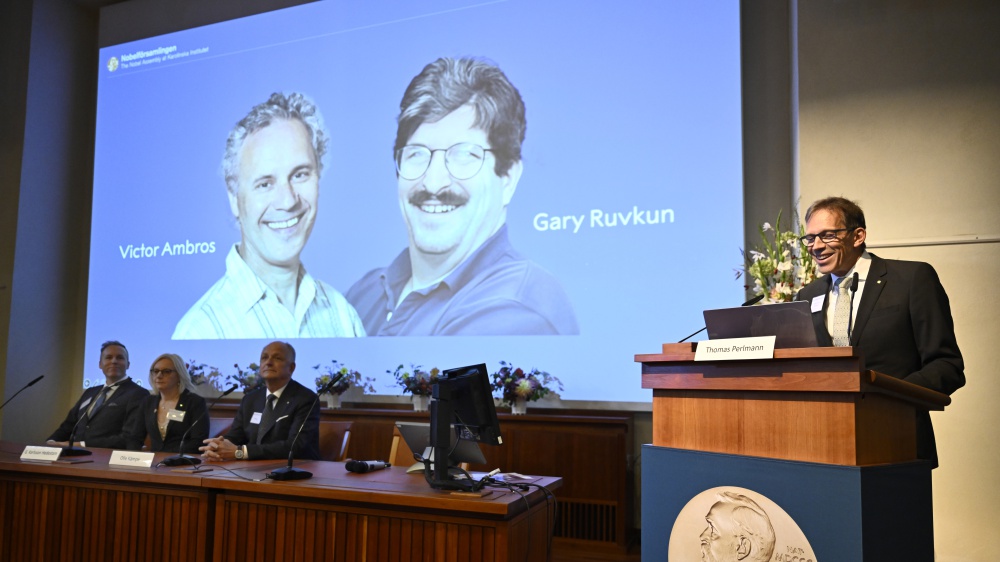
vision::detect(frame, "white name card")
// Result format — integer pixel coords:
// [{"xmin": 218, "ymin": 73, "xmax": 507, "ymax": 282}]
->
[
  {"xmin": 694, "ymin": 336, "xmax": 776, "ymax": 361},
  {"xmin": 21, "ymin": 446, "xmax": 63, "ymax": 462},
  {"xmin": 109, "ymin": 450, "xmax": 155, "ymax": 468}
]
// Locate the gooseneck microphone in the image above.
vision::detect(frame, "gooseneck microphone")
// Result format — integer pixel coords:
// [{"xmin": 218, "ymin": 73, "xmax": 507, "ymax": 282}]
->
[
  {"xmin": 0, "ymin": 375, "xmax": 44, "ymax": 411},
  {"xmin": 161, "ymin": 383, "xmax": 238, "ymax": 467},
  {"xmin": 267, "ymin": 372, "xmax": 345, "ymax": 481},
  {"xmin": 62, "ymin": 398, "xmax": 95, "ymax": 457},
  {"xmin": 345, "ymin": 460, "xmax": 390, "ymax": 473},
  {"xmin": 678, "ymin": 294, "xmax": 765, "ymax": 343},
  {"xmin": 847, "ymin": 272, "xmax": 860, "ymax": 338}
]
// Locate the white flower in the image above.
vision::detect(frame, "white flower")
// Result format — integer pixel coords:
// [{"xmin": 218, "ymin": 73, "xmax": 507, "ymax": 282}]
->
[{"xmin": 743, "ymin": 216, "xmax": 820, "ymax": 303}]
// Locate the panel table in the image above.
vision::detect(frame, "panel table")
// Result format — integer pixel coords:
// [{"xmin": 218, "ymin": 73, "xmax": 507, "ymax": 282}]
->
[
  {"xmin": 0, "ymin": 442, "xmax": 559, "ymax": 562},
  {"xmin": 213, "ymin": 403, "xmax": 636, "ymax": 555}
]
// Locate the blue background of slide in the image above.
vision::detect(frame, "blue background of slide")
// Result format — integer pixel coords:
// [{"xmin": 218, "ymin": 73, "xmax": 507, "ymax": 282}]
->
[{"xmin": 85, "ymin": 0, "xmax": 743, "ymax": 402}]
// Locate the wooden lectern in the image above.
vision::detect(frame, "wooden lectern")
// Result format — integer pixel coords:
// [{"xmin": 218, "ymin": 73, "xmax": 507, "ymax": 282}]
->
[
  {"xmin": 636, "ymin": 342, "xmax": 950, "ymax": 466},
  {"xmin": 636, "ymin": 342, "xmax": 950, "ymax": 561}
]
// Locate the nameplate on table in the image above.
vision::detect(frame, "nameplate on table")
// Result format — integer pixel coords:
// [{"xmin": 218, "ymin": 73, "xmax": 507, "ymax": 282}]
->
[
  {"xmin": 21, "ymin": 446, "xmax": 62, "ymax": 462},
  {"xmin": 694, "ymin": 336, "xmax": 775, "ymax": 361},
  {"xmin": 109, "ymin": 450, "xmax": 155, "ymax": 468}
]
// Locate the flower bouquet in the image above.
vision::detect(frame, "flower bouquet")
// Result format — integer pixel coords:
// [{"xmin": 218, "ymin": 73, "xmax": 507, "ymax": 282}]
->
[
  {"xmin": 313, "ymin": 360, "xmax": 374, "ymax": 409},
  {"xmin": 390, "ymin": 364, "xmax": 439, "ymax": 411},
  {"xmin": 389, "ymin": 364, "xmax": 440, "ymax": 396},
  {"xmin": 491, "ymin": 361, "xmax": 562, "ymax": 414},
  {"xmin": 227, "ymin": 362, "xmax": 263, "ymax": 393},
  {"xmin": 186, "ymin": 359, "xmax": 223, "ymax": 391},
  {"xmin": 737, "ymin": 210, "xmax": 818, "ymax": 303},
  {"xmin": 313, "ymin": 360, "xmax": 376, "ymax": 396}
]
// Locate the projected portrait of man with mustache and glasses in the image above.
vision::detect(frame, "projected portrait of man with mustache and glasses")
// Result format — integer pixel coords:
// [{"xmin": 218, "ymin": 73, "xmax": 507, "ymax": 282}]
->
[
  {"xmin": 173, "ymin": 92, "xmax": 365, "ymax": 339},
  {"xmin": 347, "ymin": 57, "xmax": 579, "ymax": 336}
]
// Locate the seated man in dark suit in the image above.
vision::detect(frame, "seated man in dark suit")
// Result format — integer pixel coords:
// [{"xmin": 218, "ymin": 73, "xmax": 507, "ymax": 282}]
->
[
  {"xmin": 199, "ymin": 341, "xmax": 319, "ymax": 461},
  {"xmin": 794, "ymin": 196, "xmax": 965, "ymax": 466},
  {"xmin": 46, "ymin": 340, "xmax": 147, "ymax": 449}
]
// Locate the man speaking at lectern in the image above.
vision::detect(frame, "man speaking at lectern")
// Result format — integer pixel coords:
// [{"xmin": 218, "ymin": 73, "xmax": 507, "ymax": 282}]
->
[{"xmin": 794, "ymin": 196, "xmax": 964, "ymax": 466}]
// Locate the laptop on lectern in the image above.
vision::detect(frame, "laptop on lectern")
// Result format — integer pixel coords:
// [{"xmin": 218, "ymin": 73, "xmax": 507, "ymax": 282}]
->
[{"xmin": 703, "ymin": 301, "xmax": 819, "ymax": 348}]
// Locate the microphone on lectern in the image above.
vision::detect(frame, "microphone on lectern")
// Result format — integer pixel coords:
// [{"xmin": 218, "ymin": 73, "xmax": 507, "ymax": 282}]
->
[{"xmin": 846, "ymin": 272, "xmax": 860, "ymax": 339}]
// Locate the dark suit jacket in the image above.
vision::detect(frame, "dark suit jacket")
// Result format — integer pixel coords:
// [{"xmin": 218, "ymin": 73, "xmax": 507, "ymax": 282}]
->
[
  {"xmin": 125, "ymin": 389, "xmax": 209, "ymax": 454},
  {"xmin": 224, "ymin": 379, "xmax": 320, "ymax": 460},
  {"xmin": 48, "ymin": 378, "xmax": 147, "ymax": 449},
  {"xmin": 795, "ymin": 254, "xmax": 965, "ymax": 465}
]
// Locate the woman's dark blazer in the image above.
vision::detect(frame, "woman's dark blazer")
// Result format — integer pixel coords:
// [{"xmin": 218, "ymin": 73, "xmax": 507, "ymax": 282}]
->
[{"xmin": 126, "ymin": 389, "xmax": 209, "ymax": 454}]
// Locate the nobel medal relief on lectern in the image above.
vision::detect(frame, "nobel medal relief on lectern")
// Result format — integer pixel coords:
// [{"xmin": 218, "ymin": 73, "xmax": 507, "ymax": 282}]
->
[{"xmin": 668, "ymin": 486, "xmax": 817, "ymax": 562}]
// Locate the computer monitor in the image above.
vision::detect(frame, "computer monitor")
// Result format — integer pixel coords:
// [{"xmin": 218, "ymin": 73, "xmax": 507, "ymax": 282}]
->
[{"xmin": 427, "ymin": 363, "xmax": 503, "ymax": 490}]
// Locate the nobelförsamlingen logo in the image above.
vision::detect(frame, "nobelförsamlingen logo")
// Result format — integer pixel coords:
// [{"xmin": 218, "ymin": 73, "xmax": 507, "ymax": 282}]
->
[{"xmin": 107, "ymin": 56, "xmax": 119, "ymax": 72}]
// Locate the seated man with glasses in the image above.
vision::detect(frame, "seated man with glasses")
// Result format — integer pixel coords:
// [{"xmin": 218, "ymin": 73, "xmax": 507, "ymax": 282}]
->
[
  {"xmin": 795, "ymin": 196, "xmax": 964, "ymax": 467},
  {"xmin": 346, "ymin": 57, "xmax": 579, "ymax": 336}
]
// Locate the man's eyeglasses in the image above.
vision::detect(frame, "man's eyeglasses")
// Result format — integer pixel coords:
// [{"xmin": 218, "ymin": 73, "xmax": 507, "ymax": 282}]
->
[
  {"xmin": 151, "ymin": 368, "xmax": 176, "ymax": 377},
  {"xmin": 799, "ymin": 228, "xmax": 855, "ymax": 245},
  {"xmin": 395, "ymin": 142, "xmax": 493, "ymax": 181}
]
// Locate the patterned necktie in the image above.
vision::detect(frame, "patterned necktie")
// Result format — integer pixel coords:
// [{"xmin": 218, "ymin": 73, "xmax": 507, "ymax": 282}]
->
[
  {"xmin": 831, "ymin": 276, "xmax": 853, "ymax": 347},
  {"xmin": 257, "ymin": 394, "xmax": 277, "ymax": 444},
  {"xmin": 87, "ymin": 386, "xmax": 111, "ymax": 420}
]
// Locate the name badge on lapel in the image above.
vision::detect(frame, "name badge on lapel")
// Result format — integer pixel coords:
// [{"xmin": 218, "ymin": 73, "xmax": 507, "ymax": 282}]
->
[
  {"xmin": 251, "ymin": 412, "xmax": 263, "ymax": 425},
  {"xmin": 166, "ymin": 409, "xmax": 185, "ymax": 422}
]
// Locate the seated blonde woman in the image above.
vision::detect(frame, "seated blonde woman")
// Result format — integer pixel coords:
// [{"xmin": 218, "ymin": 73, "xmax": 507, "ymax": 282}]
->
[{"xmin": 126, "ymin": 353, "xmax": 208, "ymax": 453}]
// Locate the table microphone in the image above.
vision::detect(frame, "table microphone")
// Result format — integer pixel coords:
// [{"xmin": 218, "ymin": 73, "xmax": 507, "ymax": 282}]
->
[
  {"xmin": 0, "ymin": 375, "xmax": 43, "ymax": 411},
  {"xmin": 161, "ymin": 383, "xmax": 238, "ymax": 467},
  {"xmin": 267, "ymin": 372, "xmax": 345, "ymax": 481},
  {"xmin": 346, "ymin": 460, "xmax": 390, "ymax": 473},
  {"xmin": 678, "ymin": 294, "xmax": 765, "ymax": 342}
]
